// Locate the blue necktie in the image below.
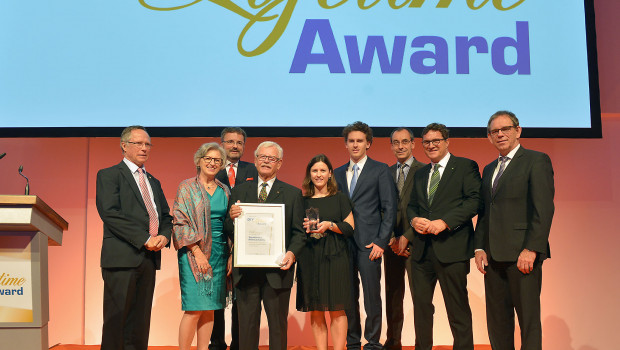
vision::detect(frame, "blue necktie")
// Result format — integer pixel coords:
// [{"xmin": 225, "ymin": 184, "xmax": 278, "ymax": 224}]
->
[
  {"xmin": 492, "ymin": 156, "xmax": 509, "ymax": 195},
  {"xmin": 349, "ymin": 164, "xmax": 359, "ymax": 198}
]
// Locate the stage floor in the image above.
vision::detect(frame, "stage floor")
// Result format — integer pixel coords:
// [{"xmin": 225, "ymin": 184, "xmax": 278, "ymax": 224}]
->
[{"xmin": 51, "ymin": 346, "xmax": 493, "ymax": 350}]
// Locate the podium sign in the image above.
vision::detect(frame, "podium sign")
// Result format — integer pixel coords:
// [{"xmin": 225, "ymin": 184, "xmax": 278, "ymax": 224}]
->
[{"xmin": 0, "ymin": 195, "xmax": 67, "ymax": 350}]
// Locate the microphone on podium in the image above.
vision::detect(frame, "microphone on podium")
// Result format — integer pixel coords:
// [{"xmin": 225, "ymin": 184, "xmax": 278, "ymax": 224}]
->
[
  {"xmin": 0, "ymin": 152, "xmax": 6, "ymax": 159},
  {"xmin": 18, "ymin": 165, "xmax": 30, "ymax": 195}
]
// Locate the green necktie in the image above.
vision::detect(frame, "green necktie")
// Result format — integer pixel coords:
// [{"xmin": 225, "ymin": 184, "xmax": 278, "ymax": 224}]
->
[
  {"xmin": 428, "ymin": 163, "xmax": 441, "ymax": 205},
  {"xmin": 258, "ymin": 182, "xmax": 268, "ymax": 202}
]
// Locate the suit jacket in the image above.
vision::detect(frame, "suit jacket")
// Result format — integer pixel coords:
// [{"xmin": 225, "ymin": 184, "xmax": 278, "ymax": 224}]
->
[
  {"xmin": 216, "ymin": 160, "xmax": 258, "ymax": 189},
  {"xmin": 96, "ymin": 161, "xmax": 173, "ymax": 269},
  {"xmin": 474, "ymin": 146, "xmax": 554, "ymax": 262},
  {"xmin": 390, "ymin": 158, "xmax": 426, "ymax": 239},
  {"xmin": 334, "ymin": 157, "xmax": 397, "ymax": 250},
  {"xmin": 406, "ymin": 155, "xmax": 481, "ymax": 264},
  {"xmin": 226, "ymin": 178, "xmax": 306, "ymax": 289}
]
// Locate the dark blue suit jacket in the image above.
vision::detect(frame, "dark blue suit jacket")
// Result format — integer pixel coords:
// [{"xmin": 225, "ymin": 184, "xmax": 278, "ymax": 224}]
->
[{"xmin": 334, "ymin": 157, "xmax": 397, "ymax": 250}]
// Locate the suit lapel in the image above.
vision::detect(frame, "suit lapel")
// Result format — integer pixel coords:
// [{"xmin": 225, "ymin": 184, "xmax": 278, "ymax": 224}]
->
[
  {"xmin": 336, "ymin": 165, "xmax": 350, "ymax": 197},
  {"xmin": 400, "ymin": 160, "xmax": 419, "ymax": 200},
  {"xmin": 493, "ymin": 146, "xmax": 525, "ymax": 198},
  {"xmin": 266, "ymin": 179, "xmax": 283, "ymax": 202},
  {"xmin": 351, "ymin": 158, "xmax": 374, "ymax": 200},
  {"xmin": 431, "ymin": 156, "xmax": 456, "ymax": 205},
  {"xmin": 483, "ymin": 159, "xmax": 498, "ymax": 198},
  {"xmin": 118, "ymin": 162, "xmax": 148, "ymax": 212}
]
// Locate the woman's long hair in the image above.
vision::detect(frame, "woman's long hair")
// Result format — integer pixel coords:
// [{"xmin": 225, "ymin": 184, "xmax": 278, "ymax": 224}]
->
[{"xmin": 302, "ymin": 154, "xmax": 339, "ymax": 197}]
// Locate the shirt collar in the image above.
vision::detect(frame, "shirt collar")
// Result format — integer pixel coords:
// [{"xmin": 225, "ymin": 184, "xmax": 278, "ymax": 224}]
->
[
  {"xmin": 123, "ymin": 157, "xmax": 145, "ymax": 174},
  {"xmin": 431, "ymin": 152, "xmax": 451, "ymax": 169},
  {"xmin": 500, "ymin": 144, "xmax": 520, "ymax": 160},
  {"xmin": 349, "ymin": 155, "xmax": 368, "ymax": 171}
]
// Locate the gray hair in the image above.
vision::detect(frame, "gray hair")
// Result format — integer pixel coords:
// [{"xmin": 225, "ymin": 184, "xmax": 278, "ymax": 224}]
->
[
  {"xmin": 194, "ymin": 142, "xmax": 227, "ymax": 172},
  {"xmin": 254, "ymin": 141, "xmax": 283, "ymax": 159},
  {"xmin": 120, "ymin": 125, "xmax": 148, "ymax": 151}
]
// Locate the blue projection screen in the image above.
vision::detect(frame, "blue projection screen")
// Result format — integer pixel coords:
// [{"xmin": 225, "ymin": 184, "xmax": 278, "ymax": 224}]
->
[{"xmin": 0, "ymin": 1, "xmax": 601, "ymax": 137}]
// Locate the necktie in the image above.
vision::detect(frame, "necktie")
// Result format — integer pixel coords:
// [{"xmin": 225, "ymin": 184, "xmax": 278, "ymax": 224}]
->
[
  {"xmin": 137, "ymin": 168, "xmax": 159, "ymax": 237},
  {"xmin": 258, "ymin": 182, "xmax": 268, "ymax": 202},
  {"xmin": 492, "ymin": 156, "xmax": 509, "ymax": 195},
  {"xmin": 428, "ymin": 163, "xmax": 441, "ymax": 205},
  {"xmin": 349, "ymin": 163, "xmax": 359, "ymax": 198},
  {"xmin": 228, "ymin": 163, "xmax": 236, "ymax": 188},
  {"xmin": 397, "ymin": 163, "xmax": 407, "ymax": 194}
]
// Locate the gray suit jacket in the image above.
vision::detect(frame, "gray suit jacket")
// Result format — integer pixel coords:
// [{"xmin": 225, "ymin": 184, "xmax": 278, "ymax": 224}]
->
[{"xmin": 390, "ymin": 158, "xmax": 426, "ymax": 239}]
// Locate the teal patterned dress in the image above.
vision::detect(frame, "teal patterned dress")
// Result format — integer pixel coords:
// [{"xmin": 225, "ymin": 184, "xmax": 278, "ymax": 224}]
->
[{"xmin": 173, "ymin": 177, "xmax": 229, "ymax": 311}]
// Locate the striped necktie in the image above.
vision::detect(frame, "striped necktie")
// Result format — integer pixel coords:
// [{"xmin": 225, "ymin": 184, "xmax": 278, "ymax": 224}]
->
[
  {"xmin": 492, "ymin": 156, "xmax": 509, "ymax": 195},
  {"xmin": 397, "ymin": 163, "xmax": 407, "ymax": 194},
  {"xmin": 428, "ymin": 163, "xmax": 441, "ymax": 205},
  {"xmin": 137, "ymin": 168, "xmax": 159, "ymax": 237}
]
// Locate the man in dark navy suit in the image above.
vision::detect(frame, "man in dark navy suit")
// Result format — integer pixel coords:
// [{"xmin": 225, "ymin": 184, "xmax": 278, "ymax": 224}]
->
[
  {"xmin": 475, "ymin": 111, "xmax": 554, "ymax": 350},
  {"xmin": 211, "ymin": 127, "xmax": 257, "ymax": 350},
  {"xmin": 334, "ymin": 121, "xmax": 397, "ymax": 350},
  {"xmin": 404, "ymin": 123, "xmax": 480, "ymax": 350},
  {"xmin": 96, "ymin": 125, "xmax": 173, "ymax": 350}
]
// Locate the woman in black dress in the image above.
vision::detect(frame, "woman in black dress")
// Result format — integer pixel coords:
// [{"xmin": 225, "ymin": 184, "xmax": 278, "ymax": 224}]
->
[{"xmin": 297, "ymin": 154, "xmax": 355, "ymax": 350}]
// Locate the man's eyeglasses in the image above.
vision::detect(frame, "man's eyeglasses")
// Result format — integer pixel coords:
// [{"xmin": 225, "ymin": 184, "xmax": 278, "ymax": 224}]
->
[
  {"xmin": 202, "ymin": 156, "xmax": 223, "ymax": 165},
  {"xmin": 489, "ymin": 125, "xmax": 516, "ymax": 136},
  {"xmin": 391, "ymin": 139, "xmax": 412, "ymax": 147},
  {"xmin": 126, "ymin": 141, "xmax": 153, "ymax": 149},
  {"xmin": 422, "ymin": 139, "xmax": 445, "ymax": 147},
  {"xmin": 256, "ymin": 155, "xmax": 280, "ymax": 163},
  {"xmin": 222, "ymin": 140, "xmax": 245, "ymax": 147}
]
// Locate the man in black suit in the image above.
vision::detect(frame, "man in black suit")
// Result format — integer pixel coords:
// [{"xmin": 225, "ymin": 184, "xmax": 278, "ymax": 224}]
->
[
  {"xmin": 474, "ymin": 111, "xmax": 554, "ymax": 350},
  {"xmin": 334, "ymin": 121, "xmax": 397, "ymax": 350},
  {"xmin": 96, "ymin": 125, "xmax": 173, "ymax": 350},
  {"xmin": 211, "ymin": 127, "xmax": 257, "ymax": 350},
  {"xmin": 404, "ymin": 123, "xmax": 480, "ymax": 350},
  {"xmin": 226, "ymin": 141, "xmax": 306, "ymax": 350},
  {"xmin": 383, "ymin": 128, "xmax": 425, "ymax": 350}
]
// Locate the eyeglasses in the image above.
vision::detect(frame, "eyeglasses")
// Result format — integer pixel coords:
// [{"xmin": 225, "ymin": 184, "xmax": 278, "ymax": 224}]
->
[
  {"xmin": 489, "ymin": 125, "xmax": 516, "ymax": 136},
  {"xmin": 391, "ymin": 139, "xmax": 412, "ymax": 147},
  {"xmin": 202, "ymin": 156, "xmax": 223, "ymax": 165},
  {"xmin": 257, "ymin": 155, "xmax": 280, "ymax": 163},
  {"xmin": 422, "ymin": 139, "xmax": 445, "ymax": 147},
  {"xmin": 222, "ymin": 140, "xmax": 244, "ymax": 147},
  {"xmin": 126, "ymin": 141, "xmax": 153, "ymax": 149}
]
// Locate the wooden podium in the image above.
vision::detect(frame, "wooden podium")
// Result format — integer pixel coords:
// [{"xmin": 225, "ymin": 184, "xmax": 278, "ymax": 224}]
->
[{"xmin": 0, "ymin": 195, "xmax": 67, "ymax": 350}]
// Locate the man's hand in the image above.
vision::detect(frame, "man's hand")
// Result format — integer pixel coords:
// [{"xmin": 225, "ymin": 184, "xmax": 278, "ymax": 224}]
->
[
  {"xmin": 154, "ymin": 235, "xmax": 168, "ymax": 250},
  {"xmin": 517, "ymin": 249, "xmax": 537, "ymax": 274},
  {"xmin": 396, "ymin": 235, "xmax": 411, "ymax": 257},
  {"xmin": 227, "ymin": 255, "xmax": 233, "ymax": 277},
  {"xmin": 279, "ymin": 251, "xmax": 296, "ymax": 270},
  {"xmin": 426, "ymin": 219, "xmax": 448, "ymax": 235},
  {"xmin": 388, "ymin": 237, "xmax": 398, "ymax": 254},
  {"xmin": 411, "ymin": 217, "xmax": 431, "ymax": 234},
  {"xmin": 366, "ymin": 243, "xmax": 384, "ymax": 261},
  {"xmin": 229, "ymin": 200, "xmax": 242, "ymax": 220},
  {"xmin": 474, "ymin": 250, "xmax": 488, "ymax": 274}
]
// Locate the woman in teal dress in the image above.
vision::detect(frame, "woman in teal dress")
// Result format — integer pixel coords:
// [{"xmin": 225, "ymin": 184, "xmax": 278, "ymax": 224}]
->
[{"xmin": 172, "ymin": 142, "xmax": 231, "ymax": 350}]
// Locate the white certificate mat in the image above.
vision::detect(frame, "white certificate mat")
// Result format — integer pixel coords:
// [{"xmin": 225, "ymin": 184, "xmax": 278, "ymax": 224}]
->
[{"xmin": 234, "ymin": 203, "xmax": 286, "ymax": 268}]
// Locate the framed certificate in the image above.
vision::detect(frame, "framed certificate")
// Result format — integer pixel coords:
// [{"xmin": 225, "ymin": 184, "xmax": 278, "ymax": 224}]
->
[{"xmin": 234, "ymin": 203, "xmax": 286, "ymax": 267}]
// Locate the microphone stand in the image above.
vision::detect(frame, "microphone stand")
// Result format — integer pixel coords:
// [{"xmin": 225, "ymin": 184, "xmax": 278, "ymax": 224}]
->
[{"xmin": 18, "ymin": 165, "xmax": 30, "ymax": 195}]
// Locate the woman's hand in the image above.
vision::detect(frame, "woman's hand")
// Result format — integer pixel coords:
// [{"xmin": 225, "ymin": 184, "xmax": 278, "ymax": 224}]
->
[
  {"xmin": 193, "ymin": 249, "xmax": 211, "ymax": 274},
  {"xmin": 229, "ymin": 200, "xmax": 242, "ymax": 220},
  {"xmin": 304, "ymin": 218, "xmax": 332, "ymax": 234}
]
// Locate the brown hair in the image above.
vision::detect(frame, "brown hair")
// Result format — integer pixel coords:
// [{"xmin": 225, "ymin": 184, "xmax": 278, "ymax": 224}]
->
[{"xmin": 302, "ymin": 154, "xmax": 339, "ymax": 197}]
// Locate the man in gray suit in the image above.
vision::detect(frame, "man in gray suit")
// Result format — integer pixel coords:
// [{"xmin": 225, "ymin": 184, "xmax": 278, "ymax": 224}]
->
[
  {"xmin": 334, "ymin": 121, "xmax": 397, "ymax": 350},
  {"xmin": 383, "ymin": 127, "xmax": 425, "ymax": 350},
  {"xmin": 475, "ymin": 111, "xmax": 554, "ymax": 350}
]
